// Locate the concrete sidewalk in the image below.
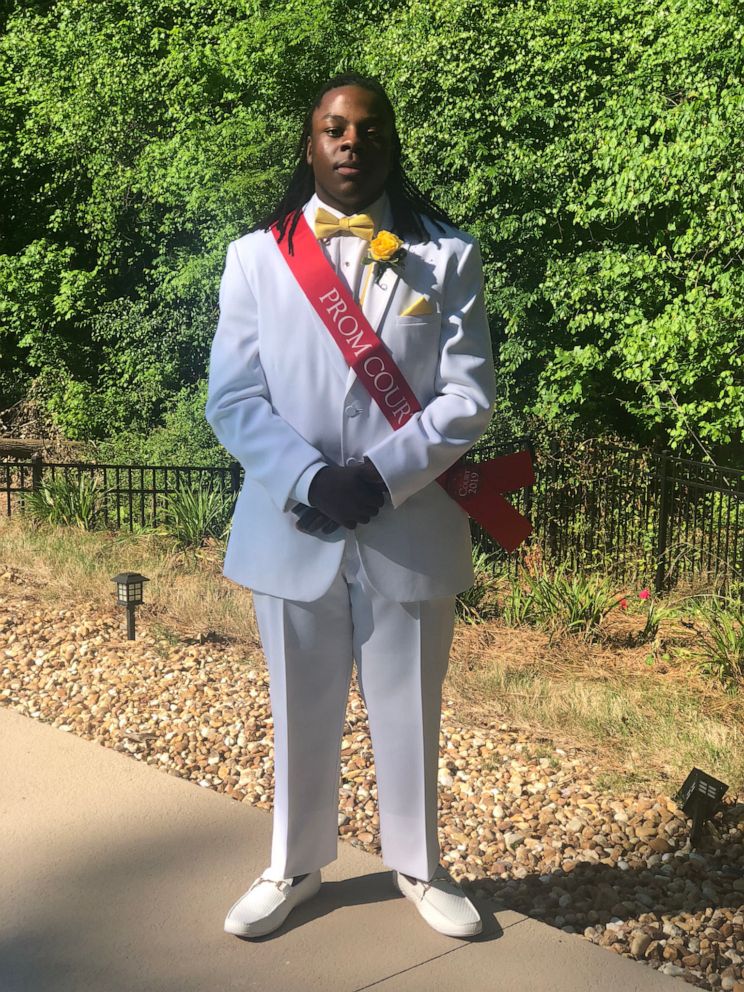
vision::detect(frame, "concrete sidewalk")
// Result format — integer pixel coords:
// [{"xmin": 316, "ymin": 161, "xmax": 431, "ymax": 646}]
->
[{"xmin": 1, "ymin": 706, "xmax": 690, "ymax": 992}]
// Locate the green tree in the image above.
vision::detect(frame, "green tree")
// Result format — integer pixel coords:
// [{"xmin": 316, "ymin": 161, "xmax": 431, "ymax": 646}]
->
[
  {"xmin": 1, "ymin": 0, "xmax": 741, "ymax": 466},
  {"xmin": 368, "ymin": 0, "xmax": 743, "ymax": 463}
]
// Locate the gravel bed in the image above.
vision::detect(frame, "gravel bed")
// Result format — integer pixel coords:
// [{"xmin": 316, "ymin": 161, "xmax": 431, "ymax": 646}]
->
[{"xmin": 1, "ymin": 572, "xmax": 743, "ymax": 991}]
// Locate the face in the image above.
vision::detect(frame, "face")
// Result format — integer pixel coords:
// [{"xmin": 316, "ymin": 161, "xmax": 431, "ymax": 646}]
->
[{"xmin": 306, "ymin": 86, "xmax": 394, "ymax": 214}]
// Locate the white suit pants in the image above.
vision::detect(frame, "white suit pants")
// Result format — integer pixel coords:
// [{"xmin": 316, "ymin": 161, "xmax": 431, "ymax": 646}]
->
[{"xmin": 252, "ymin": 532, "xmax": 456, "ymax": 883}]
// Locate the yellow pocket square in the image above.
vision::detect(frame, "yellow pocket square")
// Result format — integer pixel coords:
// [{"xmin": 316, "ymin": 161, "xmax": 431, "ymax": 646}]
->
[{"xmin": 399, "ymin": 296, "xmax": 436, "ymax": 317}]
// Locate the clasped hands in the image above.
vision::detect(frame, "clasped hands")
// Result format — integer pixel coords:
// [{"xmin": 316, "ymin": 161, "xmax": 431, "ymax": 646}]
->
[{"xmin": 291, "ymin": 458, "xmax": 388, "ymax": 534}]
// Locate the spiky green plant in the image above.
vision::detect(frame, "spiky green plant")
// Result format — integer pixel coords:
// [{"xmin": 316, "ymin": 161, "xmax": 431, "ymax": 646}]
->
[
  {"xmin": 161, "ymin": 484, "xmax": 233, "ymax": 548},
  {"xmin": 516, "ymin": 563, "xmax": 621, "ymax": 641},
  {"xmin": 456, "ymin": 546, "xmax": 498, "ymax": 624},
  {"xmin": 689, "ymin": 596, "xmax": 744, "ymax": 688},
  {"xmin": 501, "ymin": 576, "xmax": 539, "ymax": 627},
  {"xmin": 22, "ymin": 475, "xmax": 105, "ymax": 530}
]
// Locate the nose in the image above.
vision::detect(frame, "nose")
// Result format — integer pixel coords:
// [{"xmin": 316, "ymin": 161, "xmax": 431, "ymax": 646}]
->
[{"xmin": 341, "ymin": 126, "xmax": 363, "ymax": 151}]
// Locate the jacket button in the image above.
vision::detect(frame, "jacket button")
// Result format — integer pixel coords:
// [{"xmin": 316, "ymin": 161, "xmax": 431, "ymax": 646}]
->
[
  {"xmin": 345, "ymin": 405, "xmax": 361, "ymax": 418},
  {"xmin": 345, "ymin": 457, "xmax": 362, "ymax": 466}
]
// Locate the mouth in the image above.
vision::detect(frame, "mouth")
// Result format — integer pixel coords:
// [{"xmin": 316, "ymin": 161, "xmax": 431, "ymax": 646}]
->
[{"xmin": 335, "ymin": 162, "xmax": 364, "ymax": 177}]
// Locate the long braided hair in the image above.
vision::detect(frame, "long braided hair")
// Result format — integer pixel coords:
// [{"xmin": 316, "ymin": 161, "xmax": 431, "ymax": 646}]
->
[{"xmin": 255, "ymin": 72, "xmax": 455, "ymax": 252}]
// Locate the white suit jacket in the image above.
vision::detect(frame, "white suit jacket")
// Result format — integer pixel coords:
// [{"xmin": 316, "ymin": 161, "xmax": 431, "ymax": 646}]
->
[{"xmin": 205, "ymin": 196, "xmax": 496, "ymax": 602}]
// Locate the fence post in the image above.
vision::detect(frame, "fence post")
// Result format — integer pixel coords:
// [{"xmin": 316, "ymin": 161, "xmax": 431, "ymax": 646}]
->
[
  {"xmin": 654, "ymin": 449, "xmax": 671, "ymax": 594},
  {"xmin": 229, "ymin": 461, "xmax": 241, "ymax": 497},
  {"xmin": 31, "ymin": 451, "xmax": 43, "ymax": 492},
  {"xmin": 523, "ymin": 435, "xmax": 535, "ymax": 524},
  {"xmin": 547, "ymin": 438, "xmax": 559, "ymax": 561}
]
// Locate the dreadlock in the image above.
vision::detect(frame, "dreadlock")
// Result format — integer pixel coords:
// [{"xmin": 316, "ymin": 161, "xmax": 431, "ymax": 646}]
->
[{"xmin": 255, "ymin": 72, "xmax": 455, "ymax": 253}]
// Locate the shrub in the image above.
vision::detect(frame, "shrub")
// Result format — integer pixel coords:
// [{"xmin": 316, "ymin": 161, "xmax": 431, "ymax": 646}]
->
[{"xmin": 84, "ymin": 380, "xmax": 231, "ymax": 468}]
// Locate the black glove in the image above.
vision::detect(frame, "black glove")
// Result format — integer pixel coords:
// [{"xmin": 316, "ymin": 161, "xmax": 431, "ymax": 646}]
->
[
  {"xmin": 291, "ymin": 503, "xmax": 340, "ymax": 534},
  {"xmin": 307, "ymin": 458, "xmax": 388, "ymax": 529}
]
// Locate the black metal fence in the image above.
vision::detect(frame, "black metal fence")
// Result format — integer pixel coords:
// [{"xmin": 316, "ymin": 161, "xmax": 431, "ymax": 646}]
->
[
  {"xmin": 2, "ymin": 437, "xmax": 742, "ymax": 596},
  {"xmin": 653, "ymin": 450, "xmax": 743, "ymax": 595},
  {"xmin": 492, "ymin": 438, "xmax": 742, "ymax": 596},
  {"xmin": 445, "ymin": 435, "xmax": 742, "ymax": 595},
  {"xmin": 1, "ymin": 456, "xmax": 240, "ymax": 530}
]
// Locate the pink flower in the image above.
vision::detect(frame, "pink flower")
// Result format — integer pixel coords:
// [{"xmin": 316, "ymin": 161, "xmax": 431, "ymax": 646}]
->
[
  {"xmin": 638, "ymin": 588, "xmax": 650, "ymax": 600},
  {"xmin": 619, "ymin": 598, "xmax": 628, "ymax": 610}
]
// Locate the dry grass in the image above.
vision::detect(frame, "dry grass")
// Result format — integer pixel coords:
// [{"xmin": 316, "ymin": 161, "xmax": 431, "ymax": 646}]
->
[
  {"xmin": 446, "ymin": 617, "xmax": 744, "ymax": 797},
  {"xmin": 0, "ymin": 515, "xmax": 261, "ymax": 651},
  {"xmin": 2, "ymin": 514, "xmax": 742, "ymax": 799}
]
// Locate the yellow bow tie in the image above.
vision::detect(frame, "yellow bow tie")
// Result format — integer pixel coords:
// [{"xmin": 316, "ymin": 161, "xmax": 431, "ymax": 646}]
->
[{"xmin": 314, "ymin": 207, "xmax": 375, "ymax": 242}]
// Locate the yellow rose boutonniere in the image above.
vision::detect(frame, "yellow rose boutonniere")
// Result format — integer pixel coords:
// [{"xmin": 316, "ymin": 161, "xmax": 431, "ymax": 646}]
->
[
  {"xmin": 365, "ymin": 230, "xmax": 406, "ymax": 284},
  {"xmin": 370, "ymin": 230, "xmax": 404, "ymax": 261}
]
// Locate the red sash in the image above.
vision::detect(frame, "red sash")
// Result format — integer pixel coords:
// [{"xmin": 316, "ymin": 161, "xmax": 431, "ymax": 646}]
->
[{"xmin": 272, "ymin": 214, "xmax": 534, "ymax": 552}]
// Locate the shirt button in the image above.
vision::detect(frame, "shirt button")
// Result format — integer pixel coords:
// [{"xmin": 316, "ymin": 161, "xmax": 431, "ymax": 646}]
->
[
  {"xmin": 346, "ymin": 457, "xmax": 362, "ymax": 466},
  {"xmin": 343, "ymin": 261, "xmax": 350, "ymax": 267},
  {"xmin": 345, "ymin": 405, "xmax": 361, "ymax": 418}
]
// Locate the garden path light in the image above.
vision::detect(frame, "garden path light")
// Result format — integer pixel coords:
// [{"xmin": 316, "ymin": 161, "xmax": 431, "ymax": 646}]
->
[
  {"xmin": 674, "ymin": 767, "xmax": 728, "ymax": 848},
  {"xmin": 111, "ymin": 572, "xmax": 149, "ymax": 641}
]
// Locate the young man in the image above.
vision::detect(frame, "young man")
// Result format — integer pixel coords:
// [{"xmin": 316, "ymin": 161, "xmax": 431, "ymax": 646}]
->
[{"xmin": 206, "ymin": 73, "xmax": 496, "ymax": 939}]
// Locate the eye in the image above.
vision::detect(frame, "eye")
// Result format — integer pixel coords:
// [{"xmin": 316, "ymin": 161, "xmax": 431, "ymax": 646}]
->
[{"xmin": 325, "ymin": 128, "xmax": 343, "ymax": 137}]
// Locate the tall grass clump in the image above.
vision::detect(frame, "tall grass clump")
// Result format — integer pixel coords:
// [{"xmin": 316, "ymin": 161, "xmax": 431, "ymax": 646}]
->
[
  {"xmin": 503, "ymin": 562, "xmax": 620, "ymax": 642},
  {"xmin": 22, "ymin": 475, "xmax": 106, "ymax": 530},
  {"xmin": 161, "ymin": 484, "xmax": 234, "ymax": 549},
  {"xmin": 690, "ymin": 596, "xmax": 744, "ymax": 689},
  {"xmin": 456, "ymin": 546, "xmax": 499, "ymax": 623}
]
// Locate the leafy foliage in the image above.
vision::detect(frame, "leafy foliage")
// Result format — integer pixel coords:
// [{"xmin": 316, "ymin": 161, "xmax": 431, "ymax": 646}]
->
[
  {"xmin": 81, "ymin": 379, "xmax": 232, "ymax": 467},
  {"xmin": 1, "ymin": 0, "xmax": 742, "ymax": 463},
  {"xmin": 503, "ymin": 563, "xmax": 621, "ymax": 642},
  {"xmin": 367, "ymin": 0, "xmax": 743, "ymax": 462}
]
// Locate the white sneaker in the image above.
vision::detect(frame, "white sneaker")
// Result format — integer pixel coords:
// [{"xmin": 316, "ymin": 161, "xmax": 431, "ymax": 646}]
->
[
  {"xmin": 224, "ymin": 869, "xmax": 322, "ymax": 938},
  {"xmin": 393, "ymin": 865, "xmax": 482, "ymax": 938}
]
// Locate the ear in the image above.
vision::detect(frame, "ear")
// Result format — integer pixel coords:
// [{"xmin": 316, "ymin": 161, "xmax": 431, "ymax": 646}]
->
[{"xmin": 305, "ymin": 135, "xmax": 313, "ymax": 167}]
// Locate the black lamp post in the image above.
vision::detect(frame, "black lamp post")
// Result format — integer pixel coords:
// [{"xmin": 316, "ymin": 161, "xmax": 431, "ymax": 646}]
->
[
  {"xmin": 674, "ymin": 767, "xmax": 728, "ymax": 847},
  {"xmin": 112, "ymin": 572, "xmax": 149, "ymax": 640}
]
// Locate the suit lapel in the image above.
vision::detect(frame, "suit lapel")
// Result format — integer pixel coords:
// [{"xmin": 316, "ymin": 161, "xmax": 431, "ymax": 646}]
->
[
  {"xmin": 278, "ymin": 244, "xmax": 350, "ymax": 387},
  {"xmin": 361, "ymin": 263, "xmax": 403, "ymax": 332},
  {"xmin": 362, "ymin": 197, "xmax": 404, "ymax": 334},
  {"xmin": 292, "ymin": 200, "xmax": 354, "ymax": 387}
]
